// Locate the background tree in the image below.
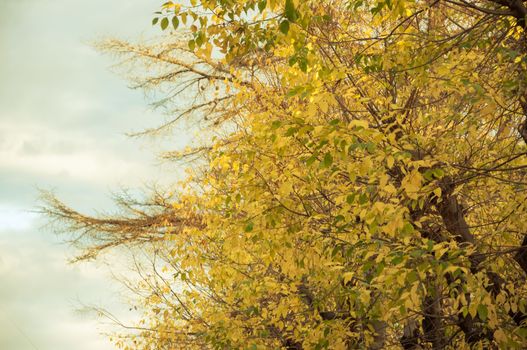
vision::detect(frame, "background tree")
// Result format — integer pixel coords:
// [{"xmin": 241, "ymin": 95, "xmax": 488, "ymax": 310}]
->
[{"xmin": 45, "ymin": 0, "xmax": 527, "ymax": 348}]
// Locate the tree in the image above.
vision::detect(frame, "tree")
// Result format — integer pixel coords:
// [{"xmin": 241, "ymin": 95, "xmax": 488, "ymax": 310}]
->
[{"xmin": 44, "ymin": 0, "xmax": 527, "ymax": 348}]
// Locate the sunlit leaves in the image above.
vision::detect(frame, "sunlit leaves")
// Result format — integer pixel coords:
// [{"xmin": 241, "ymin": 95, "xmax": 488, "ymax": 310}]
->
[{"xmin": 51, "ymin": 0, "xmax": 527, "ymax": 349}]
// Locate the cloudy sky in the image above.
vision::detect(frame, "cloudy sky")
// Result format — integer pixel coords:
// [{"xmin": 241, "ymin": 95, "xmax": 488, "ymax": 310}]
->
[{"xmin": 0, "ymin": 1, "xmax": 185, "ymax": 349}]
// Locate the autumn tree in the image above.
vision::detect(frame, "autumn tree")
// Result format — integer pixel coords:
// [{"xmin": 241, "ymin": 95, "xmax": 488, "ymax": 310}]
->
[{"xmin": 45, "ymin": 0, "xmax": 527, "ymax": 348}]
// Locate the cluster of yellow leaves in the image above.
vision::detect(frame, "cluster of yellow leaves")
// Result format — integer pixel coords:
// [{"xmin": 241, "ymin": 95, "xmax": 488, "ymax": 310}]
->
[{"xmin": 64, "ymin": 0, "xmax": 527, "ymax": 349}]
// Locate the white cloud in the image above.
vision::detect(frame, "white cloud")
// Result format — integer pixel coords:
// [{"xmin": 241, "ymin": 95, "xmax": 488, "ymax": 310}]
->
[
  {"xmin": 0, "ymin": 206, "xmax": 37, "ymax": 232},
  {"xmin": 0, "ymin": 218, "xmax": 126, "ymax": 350},
  {"xmin": 0, "ymin": 0, "xmax": 179, "ymax": 349},
  {"xmin": 0, "ymin": 124, "xmax": 148, "ymax": 187}
]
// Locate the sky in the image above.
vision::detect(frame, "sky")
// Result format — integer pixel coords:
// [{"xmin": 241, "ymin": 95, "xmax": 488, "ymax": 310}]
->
[{"xmin": 0, "ymin": 1, "xmax": 186, "ymax": 349}]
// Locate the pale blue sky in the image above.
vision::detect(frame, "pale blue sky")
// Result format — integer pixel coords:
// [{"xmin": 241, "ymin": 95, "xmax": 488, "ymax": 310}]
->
[{"xmin": 0, "ymin": 1, "xmax": 184, "ymax": 349}]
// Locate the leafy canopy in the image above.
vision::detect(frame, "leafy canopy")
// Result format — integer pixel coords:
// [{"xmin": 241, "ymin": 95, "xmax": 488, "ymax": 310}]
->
[{"xmin": 45, "ymin": 0, "xmax": 527, "ymax": 348}]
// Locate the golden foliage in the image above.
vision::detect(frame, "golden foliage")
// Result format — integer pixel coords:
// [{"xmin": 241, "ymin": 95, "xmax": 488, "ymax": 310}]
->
[{"xmin": 45, "ymin": 0, "xmax": 527, "ymax": 348}]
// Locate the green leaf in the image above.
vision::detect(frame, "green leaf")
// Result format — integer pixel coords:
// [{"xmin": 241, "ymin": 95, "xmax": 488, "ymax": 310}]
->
[
  {"xmin": 152, "ymin": 17, "xmax": 159, "ymax": 26},
  {"xmin": 245, "ymin": 222, "xmax": 254, "ymax": 232},
  {"xmin": 172, "ymin": 16, "xmax": 179, "ymax": 29},
  {"xmin": 477, "ymin": 304, "xmax": 488, "ymax": 321},
  {"xmin": 271, "ymin": 120, "xmax": 282, "ymax": 129},
  {"xmin": 160, "ymin": 17, "xmax": 169, "ymax": 30},
  {"xmin": 334, "ymin": 215, "xmax": 345, "ymax": 223},
  {"xmin": 423, "ymin": 169, "xmax": 435, "ymax": 181},
  {"xmin": 188, "ymin": 39, "xmax": 196, "ymax": 51},
  {"xmin": 287, "ymin": 85, "xmax": 304, "ymax": 97},
  {"xmin": 258, "ymin": 0, "xmax": 267, "ymax": 12},
  {"xmin": 358, "ymin": 193, "xmax": 368, "ymax": 205},
  {"xmin": 195, "ymin": 31, "xmax": 204, "ymax": 47},
  {"xmin": 406, "ymin": 271, "xmax": 418, "ymax": 283},
  {"xmin": 279, "ymin": 20, "xmax": 290, "ymax": 34},
  {"xmin": 284, "ymin": 0, "xmax": 298, "ymax": 22},
  {"xmin": 322, "ymin": 153, "xmax": 333, "ymax": 168},
  {"xmin": 432, "ymin": 168, "xmax": 445, "ymax": 178},
  {"xmin": 391, "ymin": 255, "xmax": 404, "ymax": 265},
  {"xmin": 401, "ymin": 222, "xmax": 414, "ymax": 235},
  {"xmin": 305, "ymin": 155, "xmax": 317, "ymax": 166},
  {"xmin": 285, "ymin": 127, "xmax": 298, "ymax": 136},
  {"xmin": 365, "ymin": 142, "xmax": 376, "ymax": 153}
]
